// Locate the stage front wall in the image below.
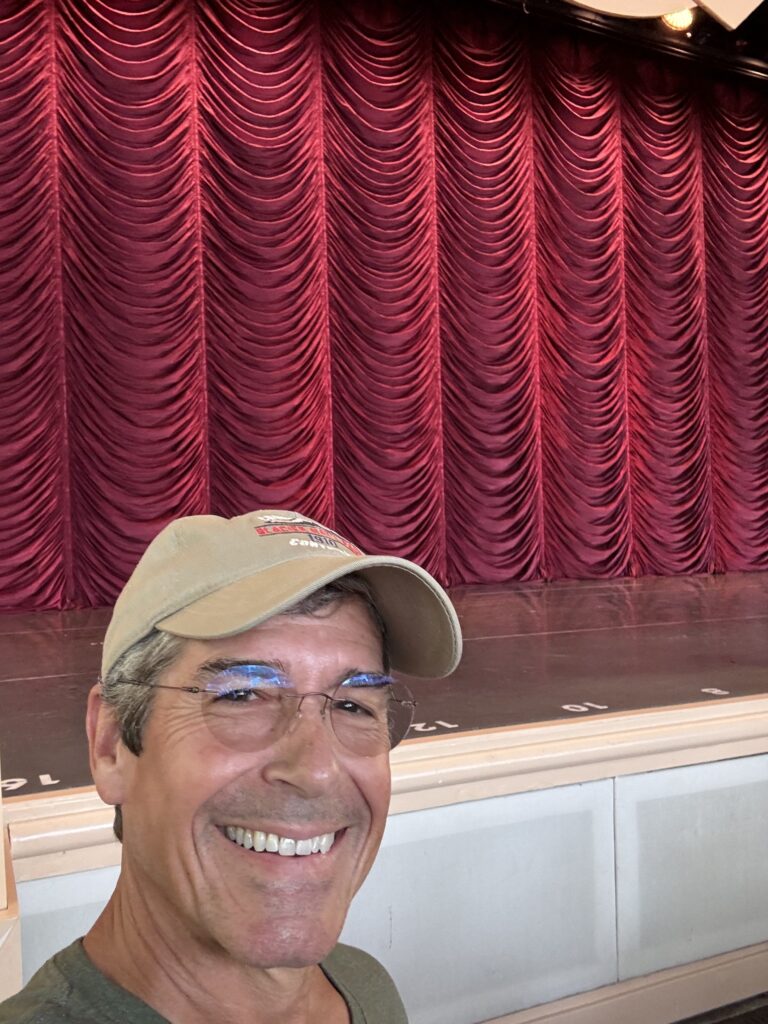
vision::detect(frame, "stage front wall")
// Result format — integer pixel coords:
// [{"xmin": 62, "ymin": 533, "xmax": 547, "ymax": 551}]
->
[{"xmin": 2, "ymin": 0, "xmax": 768, "ymax": 610}]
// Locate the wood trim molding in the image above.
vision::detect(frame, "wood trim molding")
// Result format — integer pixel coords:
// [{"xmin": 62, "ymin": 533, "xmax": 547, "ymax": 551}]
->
[
  {"xmin": 0, "ymin": 836, "xmax": 21, "ymax": 1001},
  {"xmin": 482, "ymin": 942, "xmax": 768, "ymax": 1024},
  {"xmin": 5, "ymin": 696, "xmax": 768, "ymax": 874},
  {"xmin": 389, "ymin": 695, "xmax": 768, "ymax": 813},
  {"xmin": 0, "ymin": 751, "xmax": 5, "ymax": 911}
]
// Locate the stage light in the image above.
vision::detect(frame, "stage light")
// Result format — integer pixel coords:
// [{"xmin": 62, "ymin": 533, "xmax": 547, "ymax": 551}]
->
[
  {"xmin": 661, "ymin": 7, "xmax": 695, "ymax": 27},
  {"xmin": 564, "ymin": 0, "xmax": 760, "ymax": 30}
]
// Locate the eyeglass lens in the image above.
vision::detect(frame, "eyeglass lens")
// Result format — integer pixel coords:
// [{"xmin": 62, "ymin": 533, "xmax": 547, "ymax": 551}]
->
[{"xmin": 198, "ymin": 664, "xmax": 415, "ymax": 756}]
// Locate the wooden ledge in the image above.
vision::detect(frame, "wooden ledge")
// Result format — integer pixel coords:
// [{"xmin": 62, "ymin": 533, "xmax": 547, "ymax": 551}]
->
[
  {"xmin": 390, "ymin": 694, "xmax": 768, "ymax": 811},
  {"xmin": 0, "ymin": 836, "xmax": 21, "ymax": 999},
  {"xmin": 5, "ymin": 696, "xmax": 768, "ymax": 877}
]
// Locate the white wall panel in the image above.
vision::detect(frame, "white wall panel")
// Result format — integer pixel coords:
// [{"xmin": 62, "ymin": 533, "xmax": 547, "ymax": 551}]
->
[
  {"xmin": 341, "ymin": 780, "xmax": 617, "ymax": 1024},
  {"xmin": 616, "ymin": 754, "xmax": 768, "ymax": 979},
  {"xmin": 18, "ymin": 865, "xmax": 120, "ymax": 983}
]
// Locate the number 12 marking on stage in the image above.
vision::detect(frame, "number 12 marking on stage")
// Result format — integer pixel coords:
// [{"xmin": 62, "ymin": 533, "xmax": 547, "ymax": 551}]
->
[{"xmin": 410, "ymin": 721, "xmax": 460, "ymax": 733}]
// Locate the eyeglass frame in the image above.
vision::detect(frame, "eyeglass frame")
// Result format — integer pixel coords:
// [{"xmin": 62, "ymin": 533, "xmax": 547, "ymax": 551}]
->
[{"xmin": 103, "ymin": 666, "xmax": 418, "ymax": 756}]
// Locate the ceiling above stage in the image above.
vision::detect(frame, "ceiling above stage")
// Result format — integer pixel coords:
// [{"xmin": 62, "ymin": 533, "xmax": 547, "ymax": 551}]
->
[{"xmin": 496, "ymin": 0, "xmax": 768, "ymax": 82}]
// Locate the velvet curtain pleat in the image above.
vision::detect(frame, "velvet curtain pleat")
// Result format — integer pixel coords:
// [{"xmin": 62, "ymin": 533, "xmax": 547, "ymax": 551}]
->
[
  {"xmin": 323, "ymin": 0, "xmax": 447, "ymax": 574},
  {"xmin": 1, "ymin": 0, "xmax": 768, "ymax": 610},
  {"xmin": 705, "ymin": 84, "xmax": 768, "ymax": 571},
  {"xmin": 200, "ymin": 1, "xmax": 335, "ymax": 521},
  {"xmin": 622, "ymin": 59, "xmax": 715, "ymax": 575}
]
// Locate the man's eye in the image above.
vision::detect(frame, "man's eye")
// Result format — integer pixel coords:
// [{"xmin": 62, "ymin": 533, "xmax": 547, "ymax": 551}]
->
[
  {"xmin": 205, "ymin": 665, "xmax": 286, "ymax": 703},
  {"xmin": 215, "ymin": 687, "xmax": 257, "ymax": 703},
  {"xmin": 209, "ymin": 683, "xmax": 272, "ymax": 704},
  {"xmin": 333, "ymin": 697, "xmax": 377, "ymax": 718}
]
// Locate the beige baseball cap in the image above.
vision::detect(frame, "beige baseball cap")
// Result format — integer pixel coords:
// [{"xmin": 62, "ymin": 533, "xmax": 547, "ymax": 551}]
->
[{"xmin": 102, "ymin": 509, "xmax": 462, "ymax": 679}]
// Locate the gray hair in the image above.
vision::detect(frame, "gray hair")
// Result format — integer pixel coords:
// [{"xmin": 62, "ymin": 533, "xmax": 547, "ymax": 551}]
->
[
  {"xmin": 101, "ymin": 630, "xmax": 184, "ymax": 843},
  {"xmin": 102, "ymin": 573, "xmax": 388, "ymax": 840}
]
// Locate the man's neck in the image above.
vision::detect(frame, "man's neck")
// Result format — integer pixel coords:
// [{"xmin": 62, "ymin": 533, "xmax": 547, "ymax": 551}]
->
[{"xmin": 83, "ymin": 888, "xmax": 349, "ymax": 1024}]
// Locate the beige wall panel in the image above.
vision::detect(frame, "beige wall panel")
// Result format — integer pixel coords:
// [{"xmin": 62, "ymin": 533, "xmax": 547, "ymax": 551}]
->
[
  {"xmin": 0, "ymin": 835, "xmax": 22, "ymax": 1000},
  {"xmin": 0, "ymin": 918, "xmax": 22, "ymax": 1002},
  {"xmin": 0, "ymin": 749, "xmax": 6, "ymax": 911}
]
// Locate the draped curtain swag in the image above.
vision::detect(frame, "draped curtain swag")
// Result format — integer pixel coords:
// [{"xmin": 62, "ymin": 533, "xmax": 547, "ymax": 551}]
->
[{"xmin": 1, "ymin": 0, "xmax": 767, "ymax": 611}]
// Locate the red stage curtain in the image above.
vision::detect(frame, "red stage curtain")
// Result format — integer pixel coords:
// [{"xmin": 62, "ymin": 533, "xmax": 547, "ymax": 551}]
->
[{"xmin": 1, "ymin": 0, "xmax": 767, "ymax": 610}]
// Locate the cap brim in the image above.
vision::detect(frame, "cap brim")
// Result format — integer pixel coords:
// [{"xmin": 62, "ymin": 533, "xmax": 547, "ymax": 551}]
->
[{"xmin": 155, "ymin": 554, "xmax": 461, "ymax": 678}]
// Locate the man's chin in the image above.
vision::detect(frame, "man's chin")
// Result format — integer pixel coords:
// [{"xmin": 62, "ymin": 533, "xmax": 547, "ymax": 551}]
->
[{"xmin": 224, "ymin": 916, "xmax": 344, "ymax": 969}]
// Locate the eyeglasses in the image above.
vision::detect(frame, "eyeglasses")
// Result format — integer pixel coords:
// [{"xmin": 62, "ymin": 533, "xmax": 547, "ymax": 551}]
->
[{"xmin": 117, "ymin": 662, "xmax": 417, "ymax": 757}]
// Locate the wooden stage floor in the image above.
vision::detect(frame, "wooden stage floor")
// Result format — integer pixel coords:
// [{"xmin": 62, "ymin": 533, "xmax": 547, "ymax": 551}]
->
[{"xmin": 2, "ymin": 572, "xmax": 768, "ymax": 799}]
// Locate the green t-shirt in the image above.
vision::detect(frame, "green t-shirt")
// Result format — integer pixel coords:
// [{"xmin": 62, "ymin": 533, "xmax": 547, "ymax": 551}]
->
[{"xmin": 0, "ymin": 939, "xmax": 408, "ymax": 1024}]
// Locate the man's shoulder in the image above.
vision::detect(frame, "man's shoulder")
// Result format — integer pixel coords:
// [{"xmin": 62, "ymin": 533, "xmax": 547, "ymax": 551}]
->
[
  {"xmin": 324, "ymin": 942, "xmax": 391, "ymax": 979},
  {"xmin": 0, "ymin": 995, "xmax": 72, "ymax": 1024},
  {"xmin": 323, "ymin": 943, "xmax": 408, "ymax": 1023},
  {"xmin": 3, "ymin": 940, "xmax": 406, "ymax": 1023},
  {"xmin": 0, "ymin": 943, "xmax": 79, "ymax": 1023},
  {"xmin": 0, "ymin": 940, "xmax": 160, "ymax": 1024}
]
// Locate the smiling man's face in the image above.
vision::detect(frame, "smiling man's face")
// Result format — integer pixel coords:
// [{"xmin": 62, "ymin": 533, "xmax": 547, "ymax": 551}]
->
[{"xmin": 98, "ymin": 597, "xmax": 391, "ymax": 969}]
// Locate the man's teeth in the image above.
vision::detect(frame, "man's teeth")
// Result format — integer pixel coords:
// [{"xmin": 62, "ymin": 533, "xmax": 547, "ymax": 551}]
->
[{"xmin": 225, "ymin": 826, "xmax": 336, "ymax": 856}]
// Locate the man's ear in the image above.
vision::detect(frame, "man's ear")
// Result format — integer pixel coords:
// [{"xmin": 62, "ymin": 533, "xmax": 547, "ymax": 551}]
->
[{"xmin": 86, "ymin": 683, "xmax": 134, "ymax": 806}]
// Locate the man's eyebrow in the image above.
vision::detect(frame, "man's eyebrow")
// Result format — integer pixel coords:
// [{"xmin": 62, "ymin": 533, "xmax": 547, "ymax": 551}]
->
[
  {"xmin": 191, "ymin": 658, "xmax": 288, "ymax": 682},
  {"xmin": 339, "ymin": 670, "xmax": 394, "ymax": 688}
]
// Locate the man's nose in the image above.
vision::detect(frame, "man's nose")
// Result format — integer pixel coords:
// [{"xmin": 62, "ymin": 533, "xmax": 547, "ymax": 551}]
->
[
  {"xmin": 262, "ymin": 694, "xmax": 342, "ymax": 794},
  {"xmin": 292, "ymin": 691, "xmax": 333, "ymax": 721}
]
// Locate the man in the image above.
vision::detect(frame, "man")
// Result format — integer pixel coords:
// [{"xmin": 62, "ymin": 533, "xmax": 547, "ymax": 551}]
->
[{"xmin": 1, "ymin": 509, "xmax": 462, "ymax": 1023}]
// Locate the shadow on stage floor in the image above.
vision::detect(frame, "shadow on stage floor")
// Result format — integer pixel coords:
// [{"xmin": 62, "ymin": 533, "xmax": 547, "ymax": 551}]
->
[
  {"xmin": 2, "ymin": 571, "xmax": 768, "ymax": 799},
  {"xmin": 679, "ymin": 992, "xmax": 768, "ymax": 1023}
]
